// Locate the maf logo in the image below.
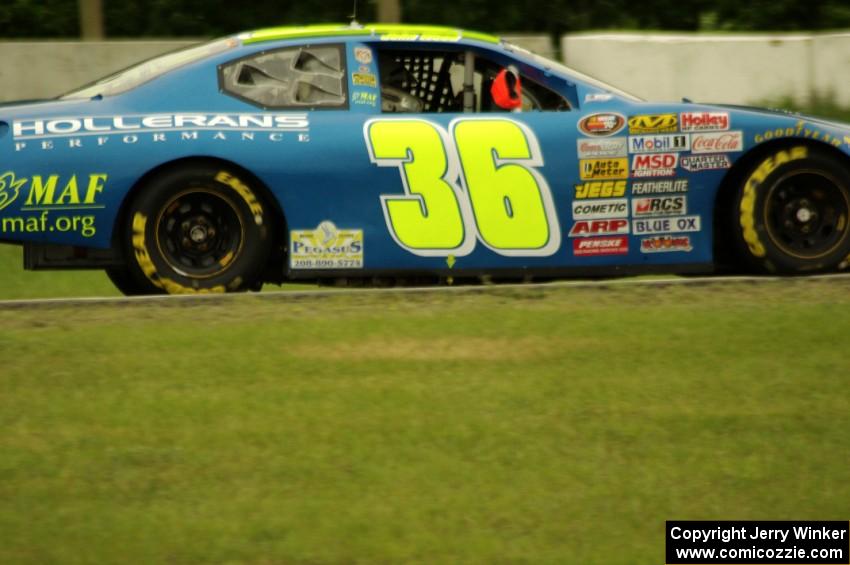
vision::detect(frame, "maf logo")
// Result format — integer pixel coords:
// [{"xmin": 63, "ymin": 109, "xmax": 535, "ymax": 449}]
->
[{"xmin": 629, "ymin": 114, "xmax": 678, "ymax": 134}]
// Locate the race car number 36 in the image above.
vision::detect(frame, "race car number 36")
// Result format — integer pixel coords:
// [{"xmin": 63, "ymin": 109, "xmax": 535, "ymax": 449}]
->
[{"xmin": 364, "ymin": 118, "xmax": 561, "ymax": 257}]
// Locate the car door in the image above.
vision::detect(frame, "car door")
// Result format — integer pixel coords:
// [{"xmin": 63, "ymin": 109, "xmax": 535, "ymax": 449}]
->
[{"xmin": 352, "ymin": 39, "xmax": 608, "ymax": 277}]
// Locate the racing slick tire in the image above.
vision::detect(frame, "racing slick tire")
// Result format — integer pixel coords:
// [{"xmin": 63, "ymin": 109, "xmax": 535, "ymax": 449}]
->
[
  {"xmin": 735, "ymin": 144, "xmax": 850, "ymax": 274},
  {"xmin": 105, "ymin": 265, "xmax": 159, "ymax": 296},
  {"xmin": 121, "ymin": 165, "xmax": 272, "ymax": 294}
]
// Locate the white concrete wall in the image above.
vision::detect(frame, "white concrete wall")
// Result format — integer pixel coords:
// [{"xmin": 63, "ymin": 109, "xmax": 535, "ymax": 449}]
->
[
  {"xmin": 5, "ymin": 33, "xmax": 847, "ymax": 107},
  {"xmin": 561, "ymin": 32, "xmax": 850, "ymax": 106},
  {"xmin": 0, "ymin": 41, "xmax": 196, "ymax": 102},
  {"xmin": 0, "ymin": 35, "xmax": 554, "ymax": 103}
]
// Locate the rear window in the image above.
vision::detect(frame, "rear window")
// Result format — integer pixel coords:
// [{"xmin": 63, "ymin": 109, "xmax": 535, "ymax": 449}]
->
[
  {"xmin": 62, "ymin": 38, "xmax": 236, "ymax": 100},
  {"xmin": 219, "ymin": 44, "xmax": 348, "ymax": 109}
]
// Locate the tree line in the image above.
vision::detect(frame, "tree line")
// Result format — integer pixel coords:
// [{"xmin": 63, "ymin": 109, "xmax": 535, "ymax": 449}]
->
[{"xmin": 3, "ymin": 0, "xmax": 850, "ymax": 38}]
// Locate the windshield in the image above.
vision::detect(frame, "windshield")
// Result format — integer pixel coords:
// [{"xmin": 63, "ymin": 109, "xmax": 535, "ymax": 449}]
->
[
  {"xmin": 503, "ymin": 42, "xmax": 643, "ymax": 102},
  {"xmin": 62, "ymin": 38, "xmax": 237, "ymax": 100}
]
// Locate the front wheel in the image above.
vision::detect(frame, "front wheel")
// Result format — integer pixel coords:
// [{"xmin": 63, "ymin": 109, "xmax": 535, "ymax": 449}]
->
[
  {"xmin": 121, "ymin": 165, "xmax": 272, "ymax": 294},
  {"xmin": 735, "ymin": 145, "xmax": 850, "ymax": 273}
]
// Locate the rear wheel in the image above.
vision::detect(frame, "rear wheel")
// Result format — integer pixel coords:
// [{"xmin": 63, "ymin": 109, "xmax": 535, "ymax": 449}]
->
[
  {"xmin": 120, "ymin": 165, "xmax": 272, "ymax": 294},
  {"xmin": 735, "ymin": 145, "xmax": 850, "ymax": 273}
]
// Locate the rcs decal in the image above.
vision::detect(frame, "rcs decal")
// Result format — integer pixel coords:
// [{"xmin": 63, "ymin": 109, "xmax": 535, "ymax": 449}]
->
[{"xmin": 364, "ymin": 118, "xmax": 561, "ymax": 257}]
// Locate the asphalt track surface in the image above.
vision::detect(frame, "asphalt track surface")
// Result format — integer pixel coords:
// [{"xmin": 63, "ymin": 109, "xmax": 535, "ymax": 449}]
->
[{"xmin": 2, "ymin": 273, "xmax": 850, "ymax": 309}]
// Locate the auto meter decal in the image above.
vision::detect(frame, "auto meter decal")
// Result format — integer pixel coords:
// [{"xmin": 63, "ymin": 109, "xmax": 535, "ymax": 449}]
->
[{"xmin": 577, "ymin": 113, "xmax": 626, "ymax": 137}]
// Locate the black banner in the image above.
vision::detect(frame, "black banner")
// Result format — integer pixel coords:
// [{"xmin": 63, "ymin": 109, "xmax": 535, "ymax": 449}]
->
[{"xmin": 666, "ymin": 521, "xmax": 849, "ymax": 564}]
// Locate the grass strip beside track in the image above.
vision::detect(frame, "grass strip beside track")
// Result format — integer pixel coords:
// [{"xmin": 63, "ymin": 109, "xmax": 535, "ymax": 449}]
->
[{"xmin": 1, "ymin": 277, "xmax": 849, "ymax": 563}]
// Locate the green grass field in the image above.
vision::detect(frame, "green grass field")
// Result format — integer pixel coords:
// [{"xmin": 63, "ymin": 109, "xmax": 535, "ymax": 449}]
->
[{"xmin": 1, "ymin": 278, "xmax": 849, "ymax": 563}]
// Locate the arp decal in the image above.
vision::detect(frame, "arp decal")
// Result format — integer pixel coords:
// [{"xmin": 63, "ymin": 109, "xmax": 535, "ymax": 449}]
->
[
  {"xmin": 690, "ymin": 131, "xmax": 743, "ymax": 154},
  {"xmin": 633, "ymin": 215, "xmax": 701, "ymax": 235},
  {"xmin": 628, "ymin": 114, "xmax": 678, "ymax": 134},
  {"xmin": 680, "ymin": 112, "xmax": 729, "ymax": 132},
  {"xmin": 365, "ymin": 117, "xmax": 561, "ymax": 257},
  {"xmin": 577, "ymin": 113, "xmax": 626, "ymax": 137},
  {"xmin": 573, "ymin": 236, "xmax": 628, "ymax": 256},
  {"xmin": 290, "ymin": 221, "xmax": 364, "ymax": 269},
  {"xmin": 569, "ymin": 219, "xmax": 629, "ymax": 237}
]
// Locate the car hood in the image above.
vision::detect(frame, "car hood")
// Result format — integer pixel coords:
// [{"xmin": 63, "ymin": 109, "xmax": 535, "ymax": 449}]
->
[{"xmin": 710, "ymin": 102, "xmax": 850, "ymax": 131}]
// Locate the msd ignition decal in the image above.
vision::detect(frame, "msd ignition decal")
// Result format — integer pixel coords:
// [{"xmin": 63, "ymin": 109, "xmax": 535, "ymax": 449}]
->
[
  {"xmin": 569, "ymin": 219, "xmax": 629, "ymax": 237},
  {"xmin": 580, "ymin": 158, "xmax": 628, "ymax": 180},
  {"xmin": 631, "ymin": 196, "xmax": 687, "ymax": 217},
  {"xmin": 628, "ymin": 134, "xmax": 689, "ymax": 154},
  {"xmin": 631, "ymin": 153, "xmax": 678, "ymax": 178},
  {"xmin": 576, "ymin": 137, "xmax": 627, "ymax": 158},
  {"xmin": 573, "ymin": 236, "xmax": 628, "ymax": 257},
  {"xmin": 0, "ymin": 172, "xmax": 107, "ymax": 238},
  {"xmin": 640, "ymin": 235, "xmax": 693, "ymax": 253},
  {"xmin": 690, "ymin": 131, "xmax": 743, "ymax": 154},
  {"xmin": 577, "ymin": 113, "xmax": 626, "ymax": 137},
  {"xmin": 679, "ymin": 111, "xmax": 730, "ymax": 132},
  {"xmin": 572, "ymin": 198, "xmax": 628, "ymax": 220},
  {"xmin": 290, "ymin": 221, "xmax": 363, "ymax": 269},
  {"xmin": 680, "ymin": 154, "xmax": 732, "ymax": 172},
  {"xmin": 628, "ymin": 114, "xmax": 678, "ymax": 134},
  {"xmin": 574, "ymin": 180, "xmax": 627, "ymax": 199},
  {"xmin": 633, "ymin": 215, "xmax": 700, "ymax": 235},
  {"xmin": 12, "ymin": 113, "xmax": 310, "ymax": 151},
  {"xmin": 631, "ymin": 179, "xmax": 688, "ymax": 195}
]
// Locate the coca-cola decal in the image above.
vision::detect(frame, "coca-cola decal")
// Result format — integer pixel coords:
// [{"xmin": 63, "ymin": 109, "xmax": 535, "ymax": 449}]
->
[{"xmin": 690, "ymin": 131, "xmax": 743, "ymax": 154}]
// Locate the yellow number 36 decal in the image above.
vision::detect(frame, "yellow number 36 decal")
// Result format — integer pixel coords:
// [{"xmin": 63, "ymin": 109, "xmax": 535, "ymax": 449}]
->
[{"xmin": 364, "ymin": 118, "xmax": 561, "ymax": 257}]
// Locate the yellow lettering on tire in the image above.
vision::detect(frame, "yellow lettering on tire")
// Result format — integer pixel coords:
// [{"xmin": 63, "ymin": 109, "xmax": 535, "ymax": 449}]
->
[
  {"xmin": 739, "ymin": 146, "xmax": 809, "ymax": 259},
  {"xmin": 452, "ymin": 118, "xmax": 560, "ymax": 255},
  {"xmin": 364, "ymin": 118, "xmax": 559, "ymax": 258},
  {"xmin": 365, "ymin": 119, "xmax": 474, "ymax": 256}
]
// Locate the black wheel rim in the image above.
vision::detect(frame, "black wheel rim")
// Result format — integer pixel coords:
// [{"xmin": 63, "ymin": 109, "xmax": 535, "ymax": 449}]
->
[
  {"xmin": 764, "ymin": 170, "xmax": 850, "ymax": 259},
  {"xmin": 155, "ymin": 189, "xmax": 245, "ymax": 278}
]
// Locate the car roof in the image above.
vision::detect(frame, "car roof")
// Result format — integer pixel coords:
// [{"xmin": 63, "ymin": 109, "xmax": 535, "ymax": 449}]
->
[{"xmin": 240, "ymin": 23, "xmax": 501, "ymax": 46}]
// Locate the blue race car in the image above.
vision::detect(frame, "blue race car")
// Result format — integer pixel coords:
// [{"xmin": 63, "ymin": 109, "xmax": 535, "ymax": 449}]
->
[{"xmin": 2, "ymin": 23, "xmax": 850, "ymax": 294}]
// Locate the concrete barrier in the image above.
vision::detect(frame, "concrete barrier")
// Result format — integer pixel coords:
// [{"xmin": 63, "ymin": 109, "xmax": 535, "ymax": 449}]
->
[
  {"xmin": 561, "ymin": 31, "xmax": 850, "ymax": 106},
  {"xmin": 8, "ymin": 32, "xmax": 844, "ymax": 107},
  {"xmin": 0, "ymin": 41, "xmax": 196, "ymax": 102},
  {"xmin": 0, "ymin": 35, "xmax": 554, "ymax": 103}
]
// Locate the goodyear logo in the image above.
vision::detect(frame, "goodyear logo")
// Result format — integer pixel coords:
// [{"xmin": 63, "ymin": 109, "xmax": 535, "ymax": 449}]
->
[
  {"xmin": 574, "ymin": 180, "xmax": 627, "ymax": 199},
  {"xmin": 579, "ymin": 158, "xmax": 628, "ymax": 181},
  {"xmin": 628, "ymin": 114, "xmax": 678, "ymax": 134}
]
